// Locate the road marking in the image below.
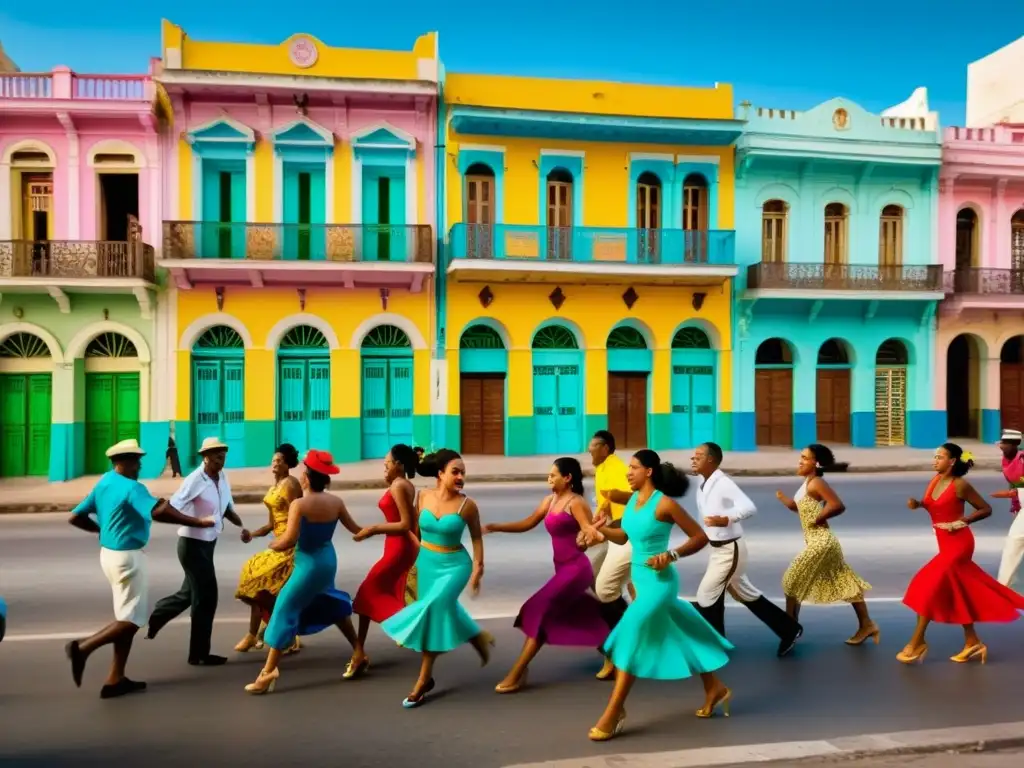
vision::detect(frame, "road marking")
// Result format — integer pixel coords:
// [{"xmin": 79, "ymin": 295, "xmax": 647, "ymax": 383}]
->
[{"xmin": 2, "ymin": 598, "xmax": 908, "ymax": 643}]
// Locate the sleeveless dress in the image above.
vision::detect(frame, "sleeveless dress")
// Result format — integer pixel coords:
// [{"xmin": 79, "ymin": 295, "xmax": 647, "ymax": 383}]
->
[
  {"xmin": 903, "ymin": 476, "xmax": 1024, "ymax": 624},
  {"xmin": 602, "ymin": 491, "xmax": 733, "ymax": 679},
  {"xmin": 781, "ymin": 480, "xmax": 871, "ymax": 604},
  {"xmin": 262, "ymin": 517, "xmax": 353, "ymax": 651},
  {"xmin": 381, "ymin": 498, "xmax": 482, "ymax": 652},
  {"xmin": 353, "ymin": 489, "xmax": 419, "ymax": 623},
  {"xmin": 235, "ymin": 484, "xmax": 295, "ymax": 607},
  {"xmin": 514, "ymin": 497, "xmax": 610, "ymax": 646}
]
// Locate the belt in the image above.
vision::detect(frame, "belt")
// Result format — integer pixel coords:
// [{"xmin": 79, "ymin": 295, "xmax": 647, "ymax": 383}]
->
[
  {"xmin": 421, "ymin": 540, "xmax": 462, "ymax": 554},
  {"xmin": 709, "ymin": 537, "xmax": 741, "ymax": 548}
]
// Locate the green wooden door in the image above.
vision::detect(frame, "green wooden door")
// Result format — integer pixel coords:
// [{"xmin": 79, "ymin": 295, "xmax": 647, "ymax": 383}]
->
[
  {"xmin": 85, "ymin": 372, "xmax": 141, "ymax": 475},
  {"xmin": 0, "ymin": 373, "xmax": 52, "ymax": 478}
]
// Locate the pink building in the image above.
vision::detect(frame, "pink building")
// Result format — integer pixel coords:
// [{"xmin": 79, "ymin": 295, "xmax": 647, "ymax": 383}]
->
[{"xmin": 938, "ymin": 124, "xmax": 1024, "ymax": 444}]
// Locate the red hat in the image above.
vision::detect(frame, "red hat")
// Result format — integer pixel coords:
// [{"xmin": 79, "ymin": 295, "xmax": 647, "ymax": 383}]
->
[{"xmin": 304, "ymin": 449, "xmax": 340, "ymax": 475}]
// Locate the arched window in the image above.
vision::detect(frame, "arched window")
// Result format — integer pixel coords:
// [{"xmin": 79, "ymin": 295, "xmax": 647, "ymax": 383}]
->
[
  {"xmin": 546, "ymin": 168, "xmax": 573, "ymax": 260},
  {"xmin": 879, "ymin": 205, "xmax": 904, "ymax": 267},
  {"xmin": 636, "ymin": 172, "xmax": 661, "ymax": 229},
  {"xmin": 824, "ymin": 203, "xmax": 848, "ymax": 265},
  {"xmin": 682, "ymin": 173, "xmax": 708, "ymax": 231},
  {"xmin": 464, "ymin": 162, "xmax": 495, "ymax": 258},
  {"xmin": 762, "ymin": 199, "xmax": 788, "ymax": 263},
  {"xmin": 1012, "ymin": 209, "xmax": 1024, "ymax": 272},
  {"xmin": 955, "ymin": 208, "xmax": 978, "ymax": 270}
]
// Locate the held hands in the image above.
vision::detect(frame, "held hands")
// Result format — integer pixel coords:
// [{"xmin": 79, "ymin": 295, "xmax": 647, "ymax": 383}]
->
[
  {"xmin": 481, "ymin": 523, "xmax": 499, "ymax": 536},
  {"xmin": 575, "ymin": 530, "xmax": 588, "ymax": 550},
  {"xmin": 703, "ymin": 515, "xmax": 730, "ymax": 528},
  {"xmin": 240, "ymin": 528, "xmax": 252, "ymax": 543},
  {"xmin": 352, "ymin": 526, "xmax": 376, "ymax": 542},
  {"xmin": 907, "ymin": 498, "xmax": 921, "ymax": 510},
  {"xmin": 645, "ymin": 552, "xmax": 673, "ymax": 571}
]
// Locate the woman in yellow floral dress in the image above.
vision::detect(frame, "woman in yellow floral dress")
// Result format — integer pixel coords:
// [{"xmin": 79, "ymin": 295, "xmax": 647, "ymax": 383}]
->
[
  {"xmin": 234, "ymin": 444, "xmax": 303, "ymax": 653},
  {"xmin": 776, "ymin": 443, "xmax": 879, "ymax": 646}
]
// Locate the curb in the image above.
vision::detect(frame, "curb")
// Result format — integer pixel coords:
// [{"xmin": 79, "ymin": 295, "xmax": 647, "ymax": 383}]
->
[
  {"xmin": 501, "ymin": 721, "xmax": 1024, "ymax": 768},
  {"xmin": 0, "ymin": 460, "xmax": 1002, "ymax": 515}
]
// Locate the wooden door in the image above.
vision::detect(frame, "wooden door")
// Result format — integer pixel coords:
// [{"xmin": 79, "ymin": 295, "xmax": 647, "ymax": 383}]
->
[
  {"xmin": 460, "ymin": 374, "xmax": 505, "ymax": 455},
  {"xmin": 815, "ymin": 369, "xmax": 851, "ymax": 443},
  {"xmin": 546, "ymin": 180, "xmax": 572, "ymax": 260},
  {"xmin": 1001, "ymin": 364, "xmax": 1024, "ymax": 434},
  {"xmin": 466, "ymin": 175, "xmax": 493, "ymax": 258},
  {"xmin": 85, "ymin": 372, "xmax": 141, "ymax": 475},
  {"xmin": 607, "ymin": 373, "xmax": 648, "ymax": 448},
  {"xmin": 755, "ymin": 369, "xmax": 793, "ymax": 446}
]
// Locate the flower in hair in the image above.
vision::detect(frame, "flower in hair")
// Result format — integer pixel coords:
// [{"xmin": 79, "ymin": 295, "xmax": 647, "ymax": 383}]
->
[{"xmin": 961, "ymin": 451, "xmax": 975, "ymax": 463}]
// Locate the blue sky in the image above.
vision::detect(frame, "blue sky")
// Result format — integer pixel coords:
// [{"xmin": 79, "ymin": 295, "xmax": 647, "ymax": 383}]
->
[{"xmin": 3, "ymin": 3, "xmax": 1022, "ymax": 126}]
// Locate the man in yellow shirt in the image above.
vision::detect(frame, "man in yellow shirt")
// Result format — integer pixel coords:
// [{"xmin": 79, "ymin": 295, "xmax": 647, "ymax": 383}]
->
[{"xmin": 588, "ymin": 430, "xmax": 635, "ymax": 680}]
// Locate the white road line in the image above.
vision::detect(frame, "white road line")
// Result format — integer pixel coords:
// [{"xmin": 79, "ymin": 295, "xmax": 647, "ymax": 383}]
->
[{"xmin": 1, "ymin": 598, "xmax": 909, "ymax": 643}]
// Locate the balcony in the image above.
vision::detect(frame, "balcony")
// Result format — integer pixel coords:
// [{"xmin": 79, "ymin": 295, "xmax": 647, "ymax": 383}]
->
[
  {"xmin": 746, "ymin": 262, "xmax": 944, "ymax": 298},
  {"xmin": 0, "ymin": 239, "xmax": 156, "ymax": 316},
  {"xmin": 942, "ymin": 268, "xmax": 1024, "ymax": 312},
  {"xmin": 446, "ymin": 224, "xmax": 737, "ymax": 286},
  {"xmin": 159, "ymin": 221, "xmax": 435, "ymax": 291}
]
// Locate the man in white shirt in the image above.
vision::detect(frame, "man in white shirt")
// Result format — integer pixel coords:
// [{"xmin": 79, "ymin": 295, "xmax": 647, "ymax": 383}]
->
[
  {"xmin": 692, "ymin": 442, "xmax": 802, "ymax": 657},
  {"xmin": 146, "ymin": 437, "xmax": 249, "ymax": 665}
]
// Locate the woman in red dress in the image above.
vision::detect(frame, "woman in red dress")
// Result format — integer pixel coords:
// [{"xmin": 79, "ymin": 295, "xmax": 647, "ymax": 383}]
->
[
  {"xmin": 900, "ymin": 442, "xmax": 1024, "ymax": 665},
  {"xmin": 344, "ymin": 444, "xmax": 420, "ymax": 679}
]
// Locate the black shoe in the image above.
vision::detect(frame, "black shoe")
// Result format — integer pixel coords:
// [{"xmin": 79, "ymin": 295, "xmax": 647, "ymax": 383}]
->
[
  {"xmin": 100, "ymin": 678, "xmax": 147, "ymax": 699},
  {"xmin": 777, "ymin": 625, "xmax": 803, "ymax": 658},
  {"xmin": 188, "ymin": 654, "xmax": 228, "ymax": 666},
  {"xmin": 65, "ymin": 640, "xmax": 86, "ymax": 687},
  {"xmin": 144, "ymin": 619, "xmax": 164, "ymax": 640}
]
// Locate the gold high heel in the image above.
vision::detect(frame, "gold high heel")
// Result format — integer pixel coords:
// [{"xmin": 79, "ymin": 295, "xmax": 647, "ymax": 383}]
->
[
  {"xmin": 495, "ymin": 669, "xmax": 528, "ymax": 694},
  {"xmin": 244, "ymin": 667, "xmax": 280, "ymax": 695},
  {"xmin": 951, "ymin": 643, "xmax": 987, "ymax": 664},
  {"xmin": 587, "ymin": 710, "xmax": 626, "ymax": 741},
  {"xmin": 596, "ymin": 657, "xmax": 615, "ymax": 680},
  {"xmin": 283, "ymin": 637, "xmax": 301, "ymax": 656},
  {"xmin": 234, "ymin": 633, "xmax": 260, "ymax": 652},
  {"xmin": 845, "ymin": 624, "xmax": 881, "ymax": 646},
  {"xmin": 896, "ymin": 643, "xmax": 928, "ymax": 664},
  {"xmin": 343, "ymin": 656, "xmax": 371, "ymax": 679},
  {"xmin": 475, "ymin": 631, "xmax": 496, "ymax": 667},
  {"xmin": 696, "ymin": 687, "xmax": 731, "ymax": 718}
]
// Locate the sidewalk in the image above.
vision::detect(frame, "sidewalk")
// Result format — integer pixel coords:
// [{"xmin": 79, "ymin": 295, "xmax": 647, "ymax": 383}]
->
[{"xmin": 0, "ymin": 440, "xmax": 996, "ymax": 514}]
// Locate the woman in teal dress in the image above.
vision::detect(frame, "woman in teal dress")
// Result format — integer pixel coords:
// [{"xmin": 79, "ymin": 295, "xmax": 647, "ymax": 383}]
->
[
  {"xmin": 583, "ymin": 449, "xmax": 733, "ymax": 741},
  {"xmin": 381, "ymin": 449, "xmax": 495, "ymax": 708},
  {"xmin": 244, "ymin": 450, "xmax": 362, "ymax": 694}
]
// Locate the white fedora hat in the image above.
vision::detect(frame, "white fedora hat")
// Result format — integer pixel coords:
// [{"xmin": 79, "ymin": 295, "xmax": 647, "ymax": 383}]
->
[
  {"xmin": 105, "ymin": 439, "xmax": 146, "ymax": 458},
  {"xmin": 198, "ymin": 437, "xmax": 229, "ymax": 455},
  {"xmin": 1001, "ymin": 429, "xmax": 1023, "ymax": 442}
]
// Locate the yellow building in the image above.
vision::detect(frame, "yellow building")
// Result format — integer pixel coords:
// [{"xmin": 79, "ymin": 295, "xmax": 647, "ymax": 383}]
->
[
  {"xmin": 439, "ymin": 73, "xmax": 742, "ymax": 455},
  {"xmin": 157, "ymin": 20, "xmax": 440, "ymax": 467}
]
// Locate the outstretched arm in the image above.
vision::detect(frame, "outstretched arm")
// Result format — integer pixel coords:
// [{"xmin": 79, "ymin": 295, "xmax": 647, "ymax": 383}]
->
[
  {"xmin": 485, "ymin": 495, "xmax": 551, "ymax": 534},
  {"xmin": 357, "ymin": 478, "xmax": 415, "ymax": 540}
]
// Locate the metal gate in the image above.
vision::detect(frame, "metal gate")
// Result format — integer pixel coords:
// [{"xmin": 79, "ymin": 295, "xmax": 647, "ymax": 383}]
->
[
  {"xmin": 276, "ymin": 326, "xmax": 330, "ymax": 455},
  {"xmin": 360, "ymin": 325, "xmax": 414, "ymax": 459},
  {"xmin": 191, "ymin": 326, "xmax": 245, "ymax": 461},
  {"xmin": 874, "ymin": 367, "xmax": 907, "ymax": 446}
]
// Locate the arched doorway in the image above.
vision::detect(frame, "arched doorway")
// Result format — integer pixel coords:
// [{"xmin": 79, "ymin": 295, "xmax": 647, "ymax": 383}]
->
[
  {"xmin": 755, "ymin": 338, "xmax": 794, "ymax": 446},
  {"xmin": 1000, "ymin": 336, "xmax": 1024, "ymax": 431},
  {"xmin": 0, "ymin": 332, "xmax": 52, "ymax": 477},
  {"xmin": 670, "ymin": 327, "xmax": 716, "ymax": 448},
  {"xmin": 875, "ymin": 339, "xmax": 909, "ymax": 446},
  {"xmin": 532, "ymin": 324, "xmax": 582, "ymax": 453},
  {"xmin": 191, "ymin": 326, "xmax": 245, "ymax": 461},
  {"xmin": 459, "ymin": 324, "xmax": 506, "ymax": 455},
  {"xmin": 607, "ymin": 326, "xmax": 650, "ymax": 449},
  {"xmin": 276, "ymin": 325, "xmax": 330, "ymax": 454},
  {"xmin": 947, "ymin": 334, "xmax": 982, "ymax": 438},
  {"xmin": 84, "ymin": 332, "xmax": 141, "ymax": 475},
  {"xmin": 360, "ymin": 325, "xmax": 413, "ymax": 459},
  {"xmin": 816, "ymin": 339, "xmax": 852, "ymax": 443}
]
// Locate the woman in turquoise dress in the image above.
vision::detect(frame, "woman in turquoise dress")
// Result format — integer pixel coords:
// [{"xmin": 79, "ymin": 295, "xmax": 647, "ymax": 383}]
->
[
  {"xmin": 583, "ymin": 449, "xmax": 733, "ymax": 741},
  {"xmin": 381, "ymin": 449, "xmax": 495, "ymax": 708},
  {"xmin": 244, "ymin": 450, "xmax": 362, "ymax": 694}
]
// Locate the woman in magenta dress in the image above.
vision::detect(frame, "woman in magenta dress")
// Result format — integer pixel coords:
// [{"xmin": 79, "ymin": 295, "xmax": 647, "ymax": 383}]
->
[
  {"xmin": 345, "ymin": 444, "xmax": 420, "ymax": 679},
  {"xmin": 899, "ymin": 442, "xmax": 1024, "ymax": 665},
  {"xmin": 484, "ymin": 457, "xmax": 609, "ymax": 693}
]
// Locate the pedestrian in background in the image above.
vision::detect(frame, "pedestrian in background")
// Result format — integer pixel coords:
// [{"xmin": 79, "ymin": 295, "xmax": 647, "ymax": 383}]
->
[{"xmin": 992, "ymin": 429, "xmax": 1024, "ymax": 588}]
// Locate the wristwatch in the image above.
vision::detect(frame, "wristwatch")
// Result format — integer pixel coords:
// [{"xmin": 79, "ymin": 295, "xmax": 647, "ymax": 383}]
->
[{"xmin": 669, "ymin": 550, "xmax": 680, "ymax": 562}]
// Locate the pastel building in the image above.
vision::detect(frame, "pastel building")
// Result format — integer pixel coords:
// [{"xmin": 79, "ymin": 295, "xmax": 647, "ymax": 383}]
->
[
  {"xmin": 0, "ymin": 64, "xmax": 166, "ymax": 480},
  {"xmin": 157, "ymin": 21, "xmax": 439, "ymax": 469},
  {"xmin": 436, "ymin": 73, "xmax": 742, "ymax": 455},
  {"xmin": 937, "ymin": 124, "xmax": 1024, "ymax": 443},
  {"xmin": 732, "ymin": 95, "xmax": 944, "ymax": 450}
]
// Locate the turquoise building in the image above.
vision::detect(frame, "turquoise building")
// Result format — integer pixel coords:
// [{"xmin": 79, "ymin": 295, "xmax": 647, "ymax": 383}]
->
[{"xmin": 732, "ymin": 99, "xmax": 945, "ymax": 450}]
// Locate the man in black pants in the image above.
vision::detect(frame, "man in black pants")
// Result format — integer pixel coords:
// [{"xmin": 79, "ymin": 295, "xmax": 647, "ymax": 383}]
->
[
  {"xmin": 691, "ymin": 442, "xmax": 803, "ymax": 657},
  {"xmin": 146, "ymin": 437, "xmax": 249, "ymax": 665}
]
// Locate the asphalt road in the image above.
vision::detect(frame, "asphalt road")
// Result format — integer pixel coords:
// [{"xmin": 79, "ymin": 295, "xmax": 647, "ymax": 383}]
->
[{"xmin": 2, "ymin": 473, "xmax": 1024, "ymax": 767}]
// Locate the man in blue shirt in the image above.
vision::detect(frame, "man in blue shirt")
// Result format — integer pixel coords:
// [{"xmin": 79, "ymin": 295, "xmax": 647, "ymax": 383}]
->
[{"xmin": 65, "ymin": 439, "xmax": 215, "ymax": 699}]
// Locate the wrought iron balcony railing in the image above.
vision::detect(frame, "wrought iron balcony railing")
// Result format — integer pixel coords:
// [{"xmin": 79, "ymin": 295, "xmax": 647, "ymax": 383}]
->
[
  {"xmin": 0, "ymin": 240, "xmax": 155, "ymax": 282},
  {"xmin": 448, "ymin": 224, "xmax": 736, "ymax": 266},
  {"xmin": 162, "ymin": 221, "xmax": 434, "ymax": 264},
  {"xmin": 747, "ymin": 262, "xmax": 943, "ymax": 292},
  {"xmin": 944, "ymin": 268, "xmax": 1024, "ymax": 295}
]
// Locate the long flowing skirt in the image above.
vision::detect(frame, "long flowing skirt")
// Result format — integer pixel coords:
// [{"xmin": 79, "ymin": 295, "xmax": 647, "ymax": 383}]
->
[{"xmin": 515, "ymin": 552, "xmax": 610, "ymax": 646}]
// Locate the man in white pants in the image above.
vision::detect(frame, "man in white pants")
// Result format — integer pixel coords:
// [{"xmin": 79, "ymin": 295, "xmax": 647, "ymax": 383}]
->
[
  {"xmin": 994, "ymin": 429, "xmax": 1024, "ymax": 588},
  {"xmin": 691, "ymin": 442, "xmax": 803, "ymax": 657},
  {"xmin": 587, "ymin": 430, "xmax": 634, "ymax": 680},
  {"xmin": 65, "ymin": 439, "xmax": 214, "ymax": 698}
]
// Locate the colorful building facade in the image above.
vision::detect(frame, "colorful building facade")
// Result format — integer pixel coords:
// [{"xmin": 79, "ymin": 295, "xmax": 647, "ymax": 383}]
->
[
  {"xmin": 0, "ymin": 65, "xmax": 166, "ymax": 479},
  {"xmin": 732, "ymin": 96, "xmax": 945, "ymax": 450},
  {"xmin": 157, "ymin": 21, "xmax": 439, "ymax": 469},
  {"xmin": 435, "ymin": 74, "xmax": 742, "ymax": 454},
  {"xmin": 937, "ymin": 123, "xmax": 1024, "ymax": 443}
]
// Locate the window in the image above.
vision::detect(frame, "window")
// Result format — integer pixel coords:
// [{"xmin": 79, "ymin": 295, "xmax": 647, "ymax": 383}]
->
[
  {"xmin": 761, "ymin": 200, "xmax": 787, "ymax": 263},
  {"xmin": 955, "ymin": 208, "xmax": 978, "ymax": 270},
  {"xmin": 682, "ymin": 173, "xmax": 708, "ymax": 231},
  {"xmin": 879, "ymin": 204, "xmax": 904, "ymax": 267},
  {"xmin": 546, "ymin": 169, "xmax": 572, "ymax": 260},
  {"xmin": 464, "ymin": 163, "xmax": 495, "ymax": 259},
  {"xmin": 1012, "ymin": 210, "xmax": 1024, "ymax": 271},
  {"xmin": 824, "ymin": 203, "xmax": 848, "ymax": 265},
  {"xmin": 636, "ymin": 172, "xmax": 661, "ymax": 229}
]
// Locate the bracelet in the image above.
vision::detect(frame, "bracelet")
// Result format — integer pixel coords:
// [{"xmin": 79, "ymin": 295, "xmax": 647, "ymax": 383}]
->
[{"xmin": 669, "ymin": 550, "xmax": 680, "ymax": 562}]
